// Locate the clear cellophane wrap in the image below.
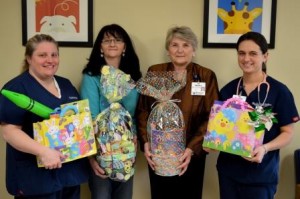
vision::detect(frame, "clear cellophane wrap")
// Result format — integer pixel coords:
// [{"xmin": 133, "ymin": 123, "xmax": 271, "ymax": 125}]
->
[
  {"xmin": 136, "ymin": 71, "xmax": 187, "ymax": 176},
  {"xmin": 94, "ymin": 65, "xmax": 136, "ymax": 182}
]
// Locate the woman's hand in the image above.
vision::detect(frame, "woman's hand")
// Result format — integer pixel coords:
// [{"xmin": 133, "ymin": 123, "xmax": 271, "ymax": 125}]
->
[
  {"xmin": 89, "ymin": 157, "xmax": 108, "ymax": 179},
  {"xmin": 144, "ymin": 142, "xmax": 155, "ymax": 170},
  {"xmin": 244, "ymin": 122, "xmax": 294, "ymax": 163},
  {"xmin": 243, "ymin": 145, "xmax": 266, "ymax": 163},
  {"xmin": 177, "ymin": 148, "xmax": 193, "ymax": 176},
  {"xmin": 1, "ymin": 123, "xmax": 63, "ymax": 169},
  {"xmin": 38, "ymin": 147, "xmax": 64, "ymax": 169}
]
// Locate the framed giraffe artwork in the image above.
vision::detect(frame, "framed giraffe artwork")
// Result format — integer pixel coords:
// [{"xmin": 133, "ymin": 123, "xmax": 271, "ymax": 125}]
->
[
  {"xmin": 21, "ymin": 0, "xmax": 93, "ymax": 47},
  {"xmin": 203, "ymin": 0, "xmax": 277, "ymax": 48}
]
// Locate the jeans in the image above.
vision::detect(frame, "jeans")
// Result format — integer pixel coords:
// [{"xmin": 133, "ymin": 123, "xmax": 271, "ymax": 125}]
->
[{"xmin": 89, "ymin": 171, "xmax": 134, "ymax": 199}]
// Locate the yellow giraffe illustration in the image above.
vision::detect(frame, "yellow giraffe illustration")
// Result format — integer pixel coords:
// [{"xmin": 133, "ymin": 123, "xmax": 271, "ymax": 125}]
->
[{"xmin": 218, "ymin": 1, "xmax": 262, "ymax": 34}]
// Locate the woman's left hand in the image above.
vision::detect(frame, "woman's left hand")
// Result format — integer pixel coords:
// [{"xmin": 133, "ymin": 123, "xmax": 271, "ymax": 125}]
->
[
  {"xmin": 177, "ymin": 148, "xmax": 193, "ymax": 176},
  {"xmin": 243, "ymin": 145, "xmax": 266, "ymax": 163}
]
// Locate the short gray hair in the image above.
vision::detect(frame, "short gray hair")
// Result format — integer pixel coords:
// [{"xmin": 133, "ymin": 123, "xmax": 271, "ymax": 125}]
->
[{"xmin": 165, "ymin": 26, "xmax": 198, "ymax": 50}]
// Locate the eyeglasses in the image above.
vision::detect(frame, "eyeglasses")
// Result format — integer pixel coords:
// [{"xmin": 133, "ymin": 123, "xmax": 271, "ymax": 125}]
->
[{"xmin": 102, "ymin": 38, "xmax": 124, "ymax": 45}]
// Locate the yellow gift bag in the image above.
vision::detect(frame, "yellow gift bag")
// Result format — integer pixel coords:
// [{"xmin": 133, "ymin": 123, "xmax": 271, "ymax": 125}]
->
[{"xmin": 33, "ymin": 99, "xmax": 97, "ymax": 167}]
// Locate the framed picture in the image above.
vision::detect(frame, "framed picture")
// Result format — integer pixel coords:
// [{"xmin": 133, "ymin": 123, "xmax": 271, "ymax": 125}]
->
[
  {"xmin": 203, "ymin": 0, "xmax": 277, "ymax": 48},
  {"xmin": 22, "ymin": 0, "xmax": 93, "ymax": 47}
]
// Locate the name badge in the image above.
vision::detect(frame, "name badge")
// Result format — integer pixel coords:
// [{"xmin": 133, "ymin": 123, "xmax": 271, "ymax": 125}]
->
[{"xmin": 191, "ymin": 82, "xmax": 206, "ymax": 96}]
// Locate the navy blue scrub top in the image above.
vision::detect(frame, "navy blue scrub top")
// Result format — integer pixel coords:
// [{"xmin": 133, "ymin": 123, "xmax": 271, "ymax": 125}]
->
[
  {"xmin": 217, "ymin": 76, "xmax": 299, "ymax": 184},
  {"xmin": 0, "ymin": 71, "xmax": 89, "ymax": 196}
]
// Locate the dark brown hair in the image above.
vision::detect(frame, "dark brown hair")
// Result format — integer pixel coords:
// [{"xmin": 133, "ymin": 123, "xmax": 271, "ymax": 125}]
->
[{"xmin": 236, "ymin": 32, "xmax": 268, "ymax": 73}]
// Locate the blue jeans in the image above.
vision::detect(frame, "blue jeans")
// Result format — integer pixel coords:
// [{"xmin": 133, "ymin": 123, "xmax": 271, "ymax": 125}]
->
[{"xmin": 89, "ymin": 171, "xmax": 133, "ymax": 199}]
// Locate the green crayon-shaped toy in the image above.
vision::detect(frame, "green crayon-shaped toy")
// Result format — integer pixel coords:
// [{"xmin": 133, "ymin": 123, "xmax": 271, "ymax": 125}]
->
[{"xmin": 0, "ymin": 89, "xmax": 54, "ymax": 119}]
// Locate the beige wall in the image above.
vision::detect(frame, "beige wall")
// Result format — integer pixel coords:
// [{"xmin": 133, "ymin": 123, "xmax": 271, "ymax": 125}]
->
[{"xmin": 0, "ymin": 1, "xmax": 299, "ymax": 199}]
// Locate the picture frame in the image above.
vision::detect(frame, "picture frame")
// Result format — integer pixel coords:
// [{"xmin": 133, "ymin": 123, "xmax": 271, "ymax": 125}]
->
[
  {"xmin": 203, "ymin": 0, "xmax": 277, "ymax": 48},
  {"xmin": 22, "ymin": 0, "xmax": 93, "ymax": 47}
]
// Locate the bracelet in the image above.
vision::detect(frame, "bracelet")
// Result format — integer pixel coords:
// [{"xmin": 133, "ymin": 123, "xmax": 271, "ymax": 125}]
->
[{"xmin": 262, "ymin": 145, "xmax": 268, "ymax": 155}]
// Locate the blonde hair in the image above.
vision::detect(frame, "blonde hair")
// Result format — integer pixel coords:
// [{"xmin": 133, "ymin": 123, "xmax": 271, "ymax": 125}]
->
[{"xmin": 21, "ymin": 34, "xmax": 58, "ymax": 73}]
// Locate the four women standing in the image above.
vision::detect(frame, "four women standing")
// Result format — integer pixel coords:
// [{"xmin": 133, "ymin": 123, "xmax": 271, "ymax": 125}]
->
[{"xmin": 0, "ymin": 25, "xmax": 298, "ymax": 199}]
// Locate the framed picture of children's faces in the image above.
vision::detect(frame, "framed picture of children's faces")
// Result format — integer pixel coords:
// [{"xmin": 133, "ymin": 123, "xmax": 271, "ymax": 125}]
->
[
  {"xmin": 203, "ymin": 0, "xmax": 277, "ymax": 48},
  {"xmin": 21, "ymin": 0, "xmax": 93, "ymax": 47}
]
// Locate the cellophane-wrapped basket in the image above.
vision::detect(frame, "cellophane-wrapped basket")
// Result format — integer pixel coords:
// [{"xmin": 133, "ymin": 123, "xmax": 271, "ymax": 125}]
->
[
  {"xmin": 94, "ymin": 65, "xmax": 136, "ymax": 182},
  {"xmin": 137, "ymin": 71, "xmax": 187, "ymax": 176}
]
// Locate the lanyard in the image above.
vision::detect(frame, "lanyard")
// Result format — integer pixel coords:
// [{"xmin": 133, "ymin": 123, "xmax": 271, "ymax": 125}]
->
[{"xmin": 192, "ymin": 65, "xmax": 201, "ymax": 82}]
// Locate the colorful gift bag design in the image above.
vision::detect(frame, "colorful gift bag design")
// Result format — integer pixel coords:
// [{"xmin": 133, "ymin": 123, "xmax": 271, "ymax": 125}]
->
[
  {"xmin": 95, "ymin": 65, "xmax": 136, "ymax": 182},
  {"xmin": 33, "ymin": 99, "xmax": 97, "ymax": 167},
  {"xmin": 137, "ymin": 71, "xmax": 186, "ymax": 176},
  {"xmin": 203, "ymin": 98, "xmax": 265, "ymax": 157}
]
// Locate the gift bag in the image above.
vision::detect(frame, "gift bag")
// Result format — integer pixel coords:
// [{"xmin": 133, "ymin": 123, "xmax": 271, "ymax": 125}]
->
[
  {"xmin": 95, "ymin": 65, "xmax": 136, "ymax": 182},
  {"xmin": 203, "ymin": 97, "xmax": 265, "ymax": 157},
  {"xmin": 136, "ymin": 71, "xmax": 186, "ymax": 176},
  {"xmin": 33, "ymin": 99, "xmax": 97, "ymax": 167}
]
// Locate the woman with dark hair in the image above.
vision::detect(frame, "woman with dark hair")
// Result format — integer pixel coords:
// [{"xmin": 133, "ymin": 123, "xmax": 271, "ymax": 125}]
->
[
  {"xmin": 217, "ymin": 32, "xmax": 299, "ymax": 199},
  {"xmin": 80, "ymin": 24, "xmax": 142, "ymax": 199},
  {"xmin": 82, "ymin": 24, "xmax": 141, "ymax": 81}
]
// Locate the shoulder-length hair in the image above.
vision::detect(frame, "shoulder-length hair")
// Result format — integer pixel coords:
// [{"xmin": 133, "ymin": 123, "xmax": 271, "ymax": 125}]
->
[{"xmin": 82, "ymin": 24, "xmax": 141, "ymax": 81}]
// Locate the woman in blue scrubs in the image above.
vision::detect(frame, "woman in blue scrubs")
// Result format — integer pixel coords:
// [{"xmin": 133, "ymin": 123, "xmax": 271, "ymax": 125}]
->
[
  {"xmin": 217, "ymin": 32, "xmax": 299, "ymax": 199},
  {"xmin": 0, "ymin": 34, "xmax": 89, "ymax": 199}
]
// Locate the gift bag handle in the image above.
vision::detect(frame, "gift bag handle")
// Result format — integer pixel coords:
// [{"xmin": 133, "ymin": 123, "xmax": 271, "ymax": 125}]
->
[
  {"xmin": 58, "ymin": 105, "xmax": 79, "ymax": 117},
  {"xmin": 221, "ymin": 98, "xmax": 253, "ymax": 111}
]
